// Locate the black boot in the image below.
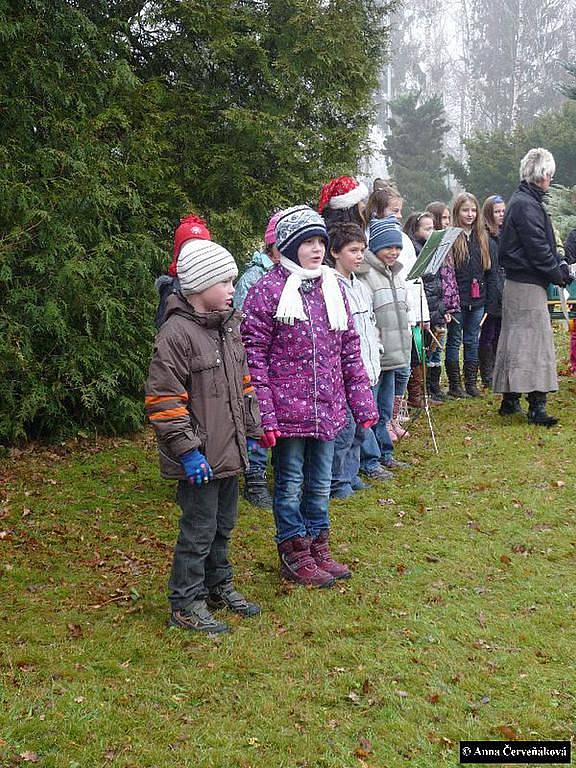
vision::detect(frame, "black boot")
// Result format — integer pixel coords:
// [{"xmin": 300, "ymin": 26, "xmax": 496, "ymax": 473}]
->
[
  {"xmin": 498, "ymin": 393, "xmax": 524, "ymax": 416},
  {"xmin": 527, "ymin": 392, "xmax": 558, "ymax": 427},
  {"xmin": 243, "ymin": 471, "xmax": 273, "ymax": 509},
  {"xmin": 445, "ymin": 361, "xmax": 469, "ymax": 399},
  {"xmin": 478, "ymin": 346, "xmax": 494, "ymax": 389},
  {"xmin": 463, "ymin": 360, "xmax": 483, "ymax": 398},
  {"xmin": 427, "ymin": 365, "xmax": 447, "ymax": 402}
]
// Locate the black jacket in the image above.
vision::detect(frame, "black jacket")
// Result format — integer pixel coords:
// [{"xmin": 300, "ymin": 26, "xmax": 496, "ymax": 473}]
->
[
  {"xmin": 485, "ymin": 232, "xmax": 505, "ymax": 317},
  {"xmin": 565, "ymin": 228, "xmax": 576, "ymax": 266},
  {"xmin": 499, "ymin": 181, "xmax": 565, "ymax": 288},
  {"xmin": 413, "ymin": 239, "xmax": 446, "ymax": 327},
  {"xmin": 454, "ymin": 229, "xmax": 496, "ymax": 309}
]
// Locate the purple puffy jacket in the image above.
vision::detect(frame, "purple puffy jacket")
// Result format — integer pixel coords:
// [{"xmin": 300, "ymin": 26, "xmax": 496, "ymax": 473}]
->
[{"xmin": 241, "ymin": 266, "xmax": 378, "ymax": 441}]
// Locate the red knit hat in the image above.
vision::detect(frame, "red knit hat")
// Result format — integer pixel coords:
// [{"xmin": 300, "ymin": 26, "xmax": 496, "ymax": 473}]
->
[
  {"xmin": 169, "ymin": 214, "xmax": 211, "ymax": 276},
  {"xmin": 318, "ymin": 176, "xmax": 369, "ymax": 214}
]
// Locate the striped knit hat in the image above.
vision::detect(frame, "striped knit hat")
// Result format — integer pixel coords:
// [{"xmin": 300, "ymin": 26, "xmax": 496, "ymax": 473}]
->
[
  {"xmin": 368, "ymin": 215, "xmax": 403, "ymax": 254},
  {"xmin": 177, "ymin": 240, "xmax": 238, "ymax": 295},
  {"xmin": 275, "ymin": 205, "xmax": 329, "ymax": 263}
]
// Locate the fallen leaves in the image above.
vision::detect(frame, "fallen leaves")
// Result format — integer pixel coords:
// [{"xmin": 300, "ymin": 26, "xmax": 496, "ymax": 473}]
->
[
  {"xmin": 498, "ymin": 725, "xmax": 518, "ymax": 739},
  {"xmin": 354, "ymin": 737, "xmax": 373, "ymax": 759},
  {"xmin": 20, "ymin": 753, "xmax": 40, "ymax": 763}
]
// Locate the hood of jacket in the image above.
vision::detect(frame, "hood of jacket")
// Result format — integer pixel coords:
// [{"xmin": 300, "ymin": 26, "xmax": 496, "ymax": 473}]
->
[{"xmin": 164, "ymin": 292, "xmax": 237, "ymax": 329}]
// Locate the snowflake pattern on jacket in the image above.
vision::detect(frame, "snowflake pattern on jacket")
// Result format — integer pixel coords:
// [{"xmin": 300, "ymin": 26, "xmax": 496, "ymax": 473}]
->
[{"xmin": 241, "ymin": 265, "xmax": 378, "ymax": 440}]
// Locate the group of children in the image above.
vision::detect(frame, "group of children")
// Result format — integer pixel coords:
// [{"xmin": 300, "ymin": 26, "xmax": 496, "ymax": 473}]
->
[{"xmin": 145, "ymin": 174, "xmax": 574, "ymax": 634}]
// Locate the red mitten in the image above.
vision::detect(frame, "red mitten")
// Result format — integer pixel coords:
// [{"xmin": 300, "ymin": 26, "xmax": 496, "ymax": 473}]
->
[
  {"xmin": 259, "ymin": 429, "xmax": 281, "ymax": 449},
  {"xmin": 360, "ymin": 418, "xmax": 379, "ymax": 429}
]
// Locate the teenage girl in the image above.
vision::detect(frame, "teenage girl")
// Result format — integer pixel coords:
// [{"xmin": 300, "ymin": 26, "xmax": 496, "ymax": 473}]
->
[
  {"xmin": 447, "ymin": 193, "xmax": 497, "ymax": 398},
  {"xmin": 478, "ymin": 196, "xmax": 506, "ymax": 388}
]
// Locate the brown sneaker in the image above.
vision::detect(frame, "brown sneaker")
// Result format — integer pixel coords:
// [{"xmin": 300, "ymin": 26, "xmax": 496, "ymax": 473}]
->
[
  {"xmin": 310, "ymin": 530, "xmax": 351, "ymax": 580},
  {"xmin": 278, "ymin": 536, "xmax": 335, "ymax": 588}
]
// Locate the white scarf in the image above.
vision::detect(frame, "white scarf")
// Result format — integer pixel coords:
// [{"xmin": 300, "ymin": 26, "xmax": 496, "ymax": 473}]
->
[{"xmin": 274, "ymin": 257, "xmax": 349, "ymax": 331}]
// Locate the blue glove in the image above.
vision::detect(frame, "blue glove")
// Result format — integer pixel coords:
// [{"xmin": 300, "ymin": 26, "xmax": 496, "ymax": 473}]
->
[
  {"xmin": 180, "ymin": 449, "xmax": 213, "ymax": 486},
  {"xmin": 246, "ymin": 438, "xmax": 260, "ymax": 453}
]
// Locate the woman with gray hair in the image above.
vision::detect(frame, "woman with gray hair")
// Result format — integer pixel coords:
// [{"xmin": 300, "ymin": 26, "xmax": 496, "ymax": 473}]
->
[{"xmin": 492, "ymin": 147, "xmax": 572, "ymax": 426}]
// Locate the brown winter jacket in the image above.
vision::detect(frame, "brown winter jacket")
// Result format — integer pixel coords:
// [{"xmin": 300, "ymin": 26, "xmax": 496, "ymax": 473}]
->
[{"xmin": 145, "ymin": 293, "xmax": 262, "ymax": 480}]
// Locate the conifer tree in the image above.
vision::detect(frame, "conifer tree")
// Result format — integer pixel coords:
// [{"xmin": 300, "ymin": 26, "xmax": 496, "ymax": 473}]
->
[{"xmin": 384, "ymin": 92, "xmax": 450, "ymax": 212}]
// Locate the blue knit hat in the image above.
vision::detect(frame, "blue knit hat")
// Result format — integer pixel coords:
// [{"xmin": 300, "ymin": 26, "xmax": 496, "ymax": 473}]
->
[
  {"xmin": 275, "ymin": 205, "xmax": 330, "ymax": 263},
  {"xmin": 368, "ymin": 215, "xmax": 403, "ymax": 254}
]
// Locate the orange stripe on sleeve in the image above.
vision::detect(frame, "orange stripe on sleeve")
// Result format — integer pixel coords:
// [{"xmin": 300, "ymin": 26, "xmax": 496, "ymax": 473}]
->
[
  {"xmin": 148, "ymin": 407, "xmax": 189, "ymax": 421},
  {"xmin": 243, "ymin": 386, "xmax": 255, "ymax": 395},
  {"xmin": 145, "ymin": 392, "xmax": 188, "ymax": 406},
  {"xmin": 242, "ymin": 375, "xmax": 251, "ymax": 384}
]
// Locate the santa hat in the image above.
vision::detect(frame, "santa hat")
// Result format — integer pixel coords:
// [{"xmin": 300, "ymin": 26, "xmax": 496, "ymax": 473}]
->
[
  {"xmin": 318, "ymin": 176, "xmax": 369, "ymax": 215},
  {"xmin": 169, "ymin": 214, "xmax": 211, "ymax": 277}
]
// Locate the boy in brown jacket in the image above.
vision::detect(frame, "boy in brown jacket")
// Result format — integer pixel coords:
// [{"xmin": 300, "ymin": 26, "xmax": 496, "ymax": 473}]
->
[{"xmin": 145, "ymin": 239, "xmax": 263, "ymax": 633}]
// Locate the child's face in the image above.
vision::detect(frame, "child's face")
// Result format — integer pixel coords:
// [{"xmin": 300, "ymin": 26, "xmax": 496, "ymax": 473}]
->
[
  {"xmin": 416, "ymin": 217, "xmax": 434, "ymax": 241},
  {"xmin": 441, "ymin": 208, "xmax": 451, "ymax": 227},
  {"xmin": 191, "ymin": 278, "xmax": 235, "ymax": 312},
  {"xmin": 384, "ymin": 197, "xmax": 403, "ymax": 221},
  {"xmin": 333, "ymin": 240, "xmax": 366, "ymax": 276},
  {"xmin": 493, "ymin": 202, "xmax": 506, "ymax": 227},
  {"xmin": 297, "ymin": 236, "xmax": 325, "ymax": 269},
  {"xmin": 375, "ymin": 246, "xmax": 401, "ymax": 266},
  {"xmin": 458, "ymin": 202, "xmax": 477, "ymax": 227}
]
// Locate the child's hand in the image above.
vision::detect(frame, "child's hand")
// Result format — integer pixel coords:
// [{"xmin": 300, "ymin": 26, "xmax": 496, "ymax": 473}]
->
[
  {"xmin": 259, "ymin": 429, "xmax": 281, "ymax": 449},
  {"xmin": 360, "ymin": 418, "xmax": 378, "ymax": 430},
  {"xmin": 180, "ymin": 449, "xmax": 213, "ymax": 486}
]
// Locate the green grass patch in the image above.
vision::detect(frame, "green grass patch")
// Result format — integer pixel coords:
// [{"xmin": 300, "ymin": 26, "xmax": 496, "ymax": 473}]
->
[{"xmin": 2, "ymin": 360, "xmax": 576, "ymax": 767}]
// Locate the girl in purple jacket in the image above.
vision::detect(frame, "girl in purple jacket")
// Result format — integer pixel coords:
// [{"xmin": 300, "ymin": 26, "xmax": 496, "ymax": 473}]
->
[{"xmin": 241, "ymin": 206, "xmax": 378, "ymax": 589}]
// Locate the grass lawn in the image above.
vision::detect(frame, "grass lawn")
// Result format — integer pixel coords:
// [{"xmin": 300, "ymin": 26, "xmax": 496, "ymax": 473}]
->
[{"xmin": 1, "ymin": 343, "xmax": 576, "ymax": 767}]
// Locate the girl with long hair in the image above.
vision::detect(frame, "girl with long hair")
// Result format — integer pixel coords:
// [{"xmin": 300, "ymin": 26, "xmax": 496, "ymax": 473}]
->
[
  {"xmin": 478, "ymin": 196, "xmax": 506, "ymax": 387},
  {"xmin": 447, "ymin": 193, "xmax": 497, "ymax": 397}
]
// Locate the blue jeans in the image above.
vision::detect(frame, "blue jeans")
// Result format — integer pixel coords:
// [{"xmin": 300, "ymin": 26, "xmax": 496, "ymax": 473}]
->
[
  {"xmin": 373, "ymin": 369, "xmax": 396, "ymax": 461},
  {"xmin": 245, "ymin": 440, "xmax": 268, "ymax": 476},
  {"xmin": 445, "ymin": 307, "xmax": 484, "ymax": 363},
  {"xmin": 394, "ymin": 365, "xmax": 411, "ymax": 397},
  {"xmin": 331, "ymin": 406, "xmax": 364, "ymax": 495},
  {"xmin": 272, "ymin": 437, "xmax": 335, "ymax": 544},
  {"xmin": 359, "ymin": 426, "xmax": 381, "ymax": 474}
]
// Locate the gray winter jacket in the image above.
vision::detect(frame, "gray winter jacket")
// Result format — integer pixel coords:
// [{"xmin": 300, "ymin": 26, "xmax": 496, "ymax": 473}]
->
[{"xmin": 357, "ymin": 250, "xmax": 412, "ymax": 371}]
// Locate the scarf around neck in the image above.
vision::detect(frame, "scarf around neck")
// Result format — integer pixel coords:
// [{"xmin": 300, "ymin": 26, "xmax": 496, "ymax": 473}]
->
[{"xmin": 274, "ymin": 257, "xmax": 348, "ymax": 331}]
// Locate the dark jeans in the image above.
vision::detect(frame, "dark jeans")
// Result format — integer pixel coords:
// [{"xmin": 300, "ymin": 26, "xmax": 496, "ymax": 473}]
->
[
  {"xmin": 168, "ymin": 477, "xmax": 238, "ymax": 609},
  {"xmin": 479, "ymin": 314, "xmax": 501, "ymax": 353},
  {"xmin": 331, "ymin": 405, "xmax": 364, "ymax": 496},
  {"xmin": 445, "ymin": 306, "xmax": 484, "ymax": 363},
  {"xmin": 272, "ymin": 437, "xmax": 335, "ymax": 544}
]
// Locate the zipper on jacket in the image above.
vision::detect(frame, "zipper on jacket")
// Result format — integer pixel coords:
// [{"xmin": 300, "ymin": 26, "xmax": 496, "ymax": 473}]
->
[{"xmin": 301, "ymin": 291, "xmax": 319, "ymax": 438}]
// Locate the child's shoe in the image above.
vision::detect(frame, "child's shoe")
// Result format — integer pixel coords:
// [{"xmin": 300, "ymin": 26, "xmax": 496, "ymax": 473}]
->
[
  {"xmin": 207, "ymin": 582, "xmax": 261, "ymax": 617},
  {"xmin": 330, "ymin": 484, "xmax": 355, "ymax": 499},
  {"xmin": 381, "ymin": 456, "xmax": 411, "ymax": 470},
  {"xmin": 361, "ymin": 465, "xmax": 393, "ymax": 482},
  {"xmin": 169, "ymin": 601, "xmax": 229, "ymax": 633},
  {"xmin": 278, "ymin": 537, "xmax": 335, "ymax": 588},
  {"xmin": 351, "ymin": 477, "xmax": 369, "ymax": 491},
  {"xmin": 310, "ymin": 530, "xmax": 351, "ymax": 580},
  {"xmin": 391, "ymin": 419, "xmax": 410, "ymax": 439},
  {"xmin": 386, "ymin": 421, "xmax": 398, "ymax": 442}
]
